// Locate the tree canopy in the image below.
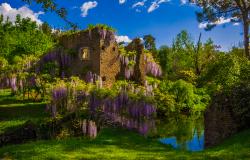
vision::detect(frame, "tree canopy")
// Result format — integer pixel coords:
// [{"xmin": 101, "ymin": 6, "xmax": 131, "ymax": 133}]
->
[{"xmin": 192, "ymin": 0, "xmax": 250, "ymax": 59}]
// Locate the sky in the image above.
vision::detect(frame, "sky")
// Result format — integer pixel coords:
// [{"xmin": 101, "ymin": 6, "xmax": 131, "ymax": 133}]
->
[{"xmin": 0, "ymin": 0, "xmax": 244, "ymax": 51}]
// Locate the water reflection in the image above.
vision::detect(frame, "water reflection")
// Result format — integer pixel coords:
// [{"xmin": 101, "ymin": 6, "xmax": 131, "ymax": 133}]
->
[{"xmin": 157, "ymin": 114, "xmax": 204, "ymax": 151}]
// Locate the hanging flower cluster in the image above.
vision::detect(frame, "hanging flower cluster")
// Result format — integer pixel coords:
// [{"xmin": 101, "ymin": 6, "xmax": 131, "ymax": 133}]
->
[
  {"xmin": 50, "ymin": 82, "xmax": 68, "ymax": 117},
  {"xmin": 0, "ymin": 56, "xmax": 38, "ymax": 92},
  {"xmin": 0, "ymin": 76, "xmax": 12, "ymax": 91},
  {"xmin": 144, "ymin": 80, "xmax": 159, "ymax": 96},
  {"xmin": 47, "ymin": 78, "xmax": 157, "ymax": 136},
  {"xmin": 85, "ymin": 71, "xmax": 103, "ymax": 88},
  {"xmin": 144, "ymin": 52, "xmax": 162, "ymax": 77},
  {"xmin": 88, "ymin": 83, "xmax": 156, "ymax": 135},
  {"xmin": 119, "ymin": 47, "xmax": 137, "ymax": 79},
  {"xmin": 82, "ymin": 119, "xmax": 97, "ymax": 138},
  {"xmin": 0, "ymin": 77, "xmax": 8, "ymax": 89},
  {"xmin": 103, "ymin": 96, "xmax": 155, "ymax": 135},
  {"xmin": 47, "ymin": 78, "xmax": 93, "ymax": 117},
  {"xmin": 37, "ymin": 49, "xmax": 72, "ymax": 77},
  {"xmin": 4, "ymin": 74, "xmax": 29, "ymax": 93},
  {"xmin": 9, "ymin": 75, "xmax": 17, "ymax": 92},
  {"xmin": 87, "ymin": 24, "xmax": 116, "ymax": 42}
]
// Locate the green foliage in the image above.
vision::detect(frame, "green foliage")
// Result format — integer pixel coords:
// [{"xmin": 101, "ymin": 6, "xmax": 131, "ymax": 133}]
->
[
  {"xmin": 169, "ymin": 80, "xmax": 196, "ymax": 109},
  {"xmin": 119, "ymin": 46, "xmax": 137, "ymax": 56},
  {"xmin": 0, "ymin": 15, "xmax": 55, "ymax": 63},
  {"xmin": 194, "ymin": 0, "xmax": 250, "ymax": 59},
  {"xmin": 230, "ymin": 83, "xmax": 250, "ymax": 127},
  {"xmin": 200, "ymin": 54, "xmax": 249, "ymax": 91},
  {"xmin": 143, "ymin": 34, "xmax": 157, "ymax": 56},
  {"xmin": 238, "ymin": 56, "xmax": 250, "ymax": 83},
  {"xmin": 157, "ymin": 45, "xmax": 172, "ymax": 76},
  {"xmin": 157, "ymin": 31, "xmax": 218, "ymax": 83},
  {"xmin": 0, "ymin": 89, "xmax": 49, "ymax": 134},
  {"xmin": 177, "ymin": 70, "xmax": 197, "ymax": 84},
  {"xmin": 0, "ymin": 57, "xmax": 8, "ymax": 74},
  {"xmin": 155, "ymin": 80, "xmax": 210, "ymax": 116},
  {"xmin": 87, "ymin": 24, "xmax": 116, "ymax": 32}
]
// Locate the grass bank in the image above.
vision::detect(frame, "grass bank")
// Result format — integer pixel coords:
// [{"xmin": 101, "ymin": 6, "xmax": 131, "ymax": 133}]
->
[
  {"xmin": 0, "ymin": 90, "xmax": 48, "ymax": 134},
  {"xmin": 0, "ymin": 90, "xmax": 250, "ymax": 160}
]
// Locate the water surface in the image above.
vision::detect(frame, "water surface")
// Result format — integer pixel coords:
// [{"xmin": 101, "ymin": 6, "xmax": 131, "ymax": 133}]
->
[{"xmin": 156, "ymin": 115, "xmax": 204, "ymax": 151}]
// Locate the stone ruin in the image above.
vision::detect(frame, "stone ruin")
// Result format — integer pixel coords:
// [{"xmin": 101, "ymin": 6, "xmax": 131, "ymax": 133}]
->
[
  {"xmin": 204, "ymin": 84, "xmax": 250, "ymax": 148},
  {"xmin": 58, "ymin": 27, "xmax": 147, "ymax": 87}
]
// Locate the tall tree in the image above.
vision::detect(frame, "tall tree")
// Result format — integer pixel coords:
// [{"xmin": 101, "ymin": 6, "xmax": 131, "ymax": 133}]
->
[
  {"xmin": 192, "ymin": 0, "xmax": 250, "ymax": 59},
  {"xmin": 0, "ymin": 15, "xmax": 54, "ymax": 62},
  {"xmin": 21, "ymin": 0, "xmax": 78, "ymax": 29},
  {"xmin": 143, "ymin": 34, "xmax": 157, "ymax": 55},
  {"xmin": 22, "ymin": 0, "xmax": 66, "ymax": 18},
  {"xmin": 157, "ymin": 45, "xmax": 172, "ymax": 75}
]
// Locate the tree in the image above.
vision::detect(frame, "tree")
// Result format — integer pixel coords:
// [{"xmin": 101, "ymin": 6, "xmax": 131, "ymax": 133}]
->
[
  {"xmin": 172, "ymin": 30, "xmax": 194, "ymax": 73},
  {"xmin": 0, "ymin": 15, "xmax": 54, "ymax": 62},
  {"xmin": 157, "ymin": 45, "xmax": 172, "ymax": 76},
  {"xmin": 160, "ymin": 30, "xmax": 218, "ymax": 81},
  {"xmin": 143, "ymin": 34, "xmax": 157, "ymax": 55},
  {"xmin": 21, "ymin": 0, "xmax": 78, "ymax": 29},
  {"xmin": 22, "ymin": 0, "xmax": 66, "ymax": 18},
  {"xmin": 192, "ymin": 0, "xmax": 250, "ymax": 59},
  {"xmin": 41, "ymin": 22, "xmax": 52, "ymax": 35}
]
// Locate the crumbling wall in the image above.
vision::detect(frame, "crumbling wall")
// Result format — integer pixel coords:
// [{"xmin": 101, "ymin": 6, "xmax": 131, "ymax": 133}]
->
[
  {"xmin": 59, "ymin": 28, "xmax": 120, "ymax": 87},
  {"xmin": 58, "ymin": 29, "xmax": 147, "ymax": 87},
  {"xmin": 59, "ymin": 29, "xmax": 101, "ymax": 79},
  {"xmin": 100, "ymin": 41, "xmax": 120, "ymax": 88},
  {"xmin": 205, "ymin": 84, "xmax": 250, "ymax": 148},
  {"xmin": 204, "ymin": 101, "xmax": 238, "ymax": 147},
  {"xmin": 125, "ymin": 38, "xmax": 146, "ymax": 85}
]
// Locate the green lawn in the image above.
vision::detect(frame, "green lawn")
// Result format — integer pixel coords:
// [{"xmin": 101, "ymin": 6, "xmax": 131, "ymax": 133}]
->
[
  {"xmin": 0, "ymin": 90, "xmax": 49, "ymax": 134},
  {"xmin": 0, "ymin": 89, "xmax": 250, "ymax": 160}
]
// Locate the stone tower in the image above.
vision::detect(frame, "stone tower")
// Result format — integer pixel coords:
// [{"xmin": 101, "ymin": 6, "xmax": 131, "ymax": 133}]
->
[{"xmin": 59, "ymin": 27, "xmax": 120, "ymax": 87}]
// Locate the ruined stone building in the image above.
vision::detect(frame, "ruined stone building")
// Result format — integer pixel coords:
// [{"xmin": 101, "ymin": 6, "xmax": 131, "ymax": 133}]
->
[
  {"xmin": 59, "ymin": 27, "xmax": 146, "ymax": 87},
  {"xmin": 59, "ymin": 28, "xmax": 120, "ymax": 87}
]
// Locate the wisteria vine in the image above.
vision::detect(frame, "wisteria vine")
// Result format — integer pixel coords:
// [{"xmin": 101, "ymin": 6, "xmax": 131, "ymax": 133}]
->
[{"xmin": 47, "ymin": 78, "xmax": 157, "ymax": 136}]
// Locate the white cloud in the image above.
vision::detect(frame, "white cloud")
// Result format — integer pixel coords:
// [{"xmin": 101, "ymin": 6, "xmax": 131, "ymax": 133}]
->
[
  {"xmin": 0, "ymin": 3, "xmax": 44, "ymax": 24},
  {"xmin": 115, "ymin": 35, "xmax": 132, "ymax": 43},
  {"xmin": 180, "ymin": 0, "xmax": 188, "ymax": 4},
  {"xmin": 132, "ymin": 0, "xmax": 147, "ymax": 8},
  {"xmin": 233, "ymin": 22, "xmax": 240, "ymax": 26},
  {"xmin": 198, "ymin": 23, "xmax": 208, "ymax": 29},
  {"xmin": 80, "ymin": 1, "xmax": 98, "ymax": 17},
  {"xmin": 119, "ymin": 0, "xmax": 126, "ymax": 4},
  {"xmin": 148, "ymin": 0, "xmax": 169, "ymax": 13},
  {"xmin": 198, "ymin": 17, "xmax": 239, "ymax": 28}
]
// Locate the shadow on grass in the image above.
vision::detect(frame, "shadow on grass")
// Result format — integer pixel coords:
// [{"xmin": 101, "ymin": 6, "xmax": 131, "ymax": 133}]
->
[
  {"xmin": 0, "ymin": 103, "xmax": 48, "ymax": 120},
  {"xmin": 0, "ymin": 91, "xmax": 43, "ymax": 106},
  {"xmin": 0, "ymin": 98, "xmax": 42, "ymax": 105},
  {"xmin": 0, "ymin": 89, "xmax": 49, "ymax": 135}
]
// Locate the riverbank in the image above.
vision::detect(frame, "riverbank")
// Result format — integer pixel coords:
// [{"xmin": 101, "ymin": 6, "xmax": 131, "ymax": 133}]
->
[{"xmin": 0, "ymin": 90, "xmax": 250, "ymax": 160}]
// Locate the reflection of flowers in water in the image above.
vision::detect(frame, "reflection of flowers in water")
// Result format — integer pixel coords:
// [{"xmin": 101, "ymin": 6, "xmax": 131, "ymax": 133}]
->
[{"xmin": 104, "ymin": 112, "xmax": 156, "ymax": 136}]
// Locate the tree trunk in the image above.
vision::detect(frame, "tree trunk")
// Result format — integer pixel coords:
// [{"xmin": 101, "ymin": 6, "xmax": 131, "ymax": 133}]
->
[
  {"xmin": 243, "ymin": 16, "xmax": 249, "ymax": 59},
  {"xmin": 195, "ymin": 33, "xmax": 202, "ymax": 75}
]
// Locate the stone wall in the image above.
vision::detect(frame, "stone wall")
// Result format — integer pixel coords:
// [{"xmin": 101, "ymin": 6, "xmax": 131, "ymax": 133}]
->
[
  {"xmin": 204, "ymin": 100, "xmax": 238, "ymax": 147},
  {"xmin": 205, "ymin": 84, "xmax": 250, "ymax": 148},
  {"xmin": 100, "ymin": 39, "xmax": 120, "ymax": 88},
  {"xmin": 58, "ymin": 29, "xmax": 148, "ymax": 87},
  {"xmin": 125, "ymin": 38, "xmax": 146, "ymax": 85},
  {"xmin": 59, "ymin": 28, "xmax": 120, "ymax": 87}
]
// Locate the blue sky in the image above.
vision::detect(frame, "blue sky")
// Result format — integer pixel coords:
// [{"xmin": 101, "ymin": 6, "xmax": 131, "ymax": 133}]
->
[{"xmin": 0, "ymin": 0, "xmax": 243, "ymax": 50}]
